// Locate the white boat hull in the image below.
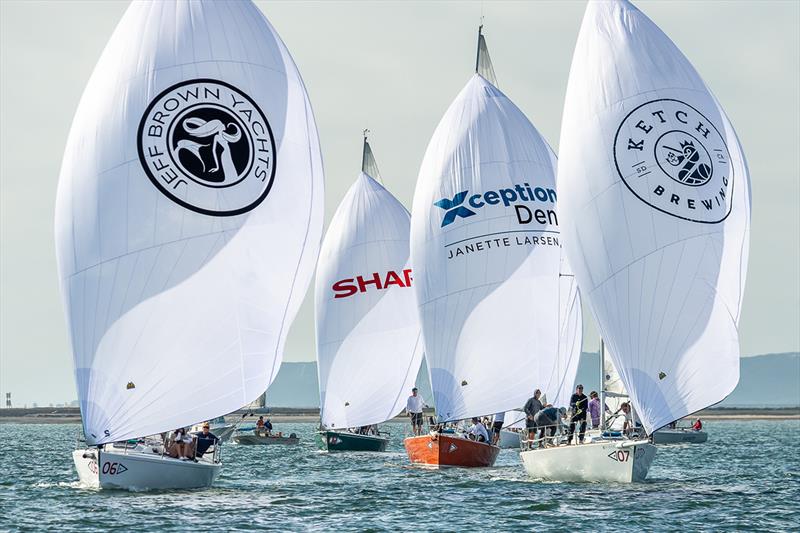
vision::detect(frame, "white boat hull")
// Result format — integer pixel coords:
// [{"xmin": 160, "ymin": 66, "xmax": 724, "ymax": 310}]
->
[
  {"xmin": 73, "ymin": 447, "xmax": 221, "ymax": 490},
  {"xmin": 499, "ymin": 429, "xmax": 522, "ymax": 449},
  {"xmin": 520, "ymin": 440, "xmax": 657, "ymax": 483},
  {"xmin": 653, "ymin": 429, "xmax": 708, "ymax": 444}
]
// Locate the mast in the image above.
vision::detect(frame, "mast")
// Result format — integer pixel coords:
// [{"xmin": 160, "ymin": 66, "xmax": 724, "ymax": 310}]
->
[
  {"xmin": 599, "ymin": 338, "xmax": 606, "ymax": 432},
  {"xmin": 360, "ymin": 129, "xmax": 383, "ymax": 184},
  {"xmin": 474, "ymin": 24, "xmax": 482, "ymax": 74},
  {"xmin": 474, "ymin": 24, "xmax": 498, "ymax": 86},
  {"xmin": 361, "ymin": 129, "xmax": 370, "ymax": 174}
]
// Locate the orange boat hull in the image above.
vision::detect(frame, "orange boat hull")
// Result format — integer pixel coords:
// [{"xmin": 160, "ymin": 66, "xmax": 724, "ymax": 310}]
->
[{"xmin": 404, "ymin": 434, "xmax": 500, "ymax": 467}]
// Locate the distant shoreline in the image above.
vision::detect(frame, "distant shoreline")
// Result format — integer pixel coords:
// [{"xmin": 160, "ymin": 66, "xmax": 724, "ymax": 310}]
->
[{"xmin": 0, "ymin": 406, "xmax": 798, "ymax": 424}]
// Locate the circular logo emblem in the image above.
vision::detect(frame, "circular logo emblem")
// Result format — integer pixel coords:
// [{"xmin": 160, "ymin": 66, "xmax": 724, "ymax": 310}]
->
[
  {"xmin": 137, "ymin": 79, "xmax": 276, "ymax": 216},
  {"xmin": 613, "ymin": 99, "xmax": 733, "ymax": 224}
]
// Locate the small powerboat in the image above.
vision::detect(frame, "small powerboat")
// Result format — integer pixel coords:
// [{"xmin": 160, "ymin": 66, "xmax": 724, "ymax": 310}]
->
[{"xmin": 233, "ymin": 429, "xmax": 299, "ymax": 446}]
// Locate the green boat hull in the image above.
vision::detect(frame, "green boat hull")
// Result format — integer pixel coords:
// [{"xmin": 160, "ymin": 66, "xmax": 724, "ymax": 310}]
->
[{"xmin": 317, "ymin": 431, "xmax": 388, "ymax": 452}]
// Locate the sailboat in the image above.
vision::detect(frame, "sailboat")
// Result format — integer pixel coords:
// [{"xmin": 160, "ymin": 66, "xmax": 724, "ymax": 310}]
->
[
  {"xmin": 314, "ymin": 134, "xmax": 424, "ymax": 452},
  {"xmin": 405, "ymin": 26, "xmax": 565, "ymax": 467},
  {"xmin": 55, "ymin": 0, "xmax": 323, "ymax": 490},
  {"xmin": 520, "ymin": 0, "xmax": 750, "ymax": 482}
]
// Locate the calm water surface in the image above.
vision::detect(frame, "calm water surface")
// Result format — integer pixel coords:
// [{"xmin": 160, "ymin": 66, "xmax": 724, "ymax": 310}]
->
[{"xmin": 1, "ymin": 420, "xmax": 797, "ymax": 531}]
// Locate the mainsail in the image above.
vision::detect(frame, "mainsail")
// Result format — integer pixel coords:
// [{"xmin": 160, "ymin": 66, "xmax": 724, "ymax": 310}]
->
[
  {"xmin": 410, "ymin": 30, "xmax": 563, "ymax": 422},
  {"xmin": 54, "ymin": 0, "xmax": 323, "ymax": 445},
  {"xmin": 315, "ymin": 138, "xmax": 423, "ymax": 429},
  {"xmin": 550, "ymin": 256, "xmax": 584, "ymax": 409},
  {"xmin": 558, "ymin": 0, "xmax": 751, "ymax": 434}
]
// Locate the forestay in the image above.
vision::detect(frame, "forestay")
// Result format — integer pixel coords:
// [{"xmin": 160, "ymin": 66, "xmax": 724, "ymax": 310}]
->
[
  {"xmin": 315, "ymin": 142, "xmax": 423, "ymax": 429},
  {"xmin": 558, "ymin": 0, "xmax": 751, "ymax": 434},
  {"xmin": 55, "ymin": 0, "xmax": 323, "ymax": 445},
  {"xmin": 410, "ymin": 35, "xmax": 563, "ymax": 422}
]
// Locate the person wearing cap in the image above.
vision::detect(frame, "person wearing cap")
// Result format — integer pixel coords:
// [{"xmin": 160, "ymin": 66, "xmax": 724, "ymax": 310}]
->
[
  {"xmin": 568, "ymin": 384, "xmax": 589, "ymax": 444},
  {"xmin": 406, "ymin": 387, "xmax": 427, "ymax": 436},
  {"xmin": 533, "ymin": 406, "xmax": 566, "ymax": 447},
  {"xmin": 194, "ymin": 422, "xmax": 219, "ymax": 459}
]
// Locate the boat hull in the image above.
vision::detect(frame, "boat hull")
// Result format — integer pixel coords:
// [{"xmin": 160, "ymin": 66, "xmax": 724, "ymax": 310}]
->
[
  {"xmin": 519, "ymin": 440, "xmax": 656, "ymax": 483},
  {"xmin": 233, "ymin": 433, "xmax": 299, "ymax": 445},
  {"xmin": 499, "ymin": 429, "xmax": 522, "ymax": 449},
  {"xmin": 404, "ymin": 434, "xmax": 500, "ymax": 467},
  {"xmin": 317, "ymin": 431, "xmax": 388, "ymax": 452},
  {"xmin": 73, "ymin": 448, "xmax": 221, "ymax": 490},
  {"xmin": 653, "ymin": 429, "xmax": 708, "ymax": 444}
]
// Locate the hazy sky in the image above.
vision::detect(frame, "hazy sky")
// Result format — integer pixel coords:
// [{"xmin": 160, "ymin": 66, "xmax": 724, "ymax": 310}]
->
[{"xmin": 1, "ymin": 1, "xmax": 798, "ymax": 405}]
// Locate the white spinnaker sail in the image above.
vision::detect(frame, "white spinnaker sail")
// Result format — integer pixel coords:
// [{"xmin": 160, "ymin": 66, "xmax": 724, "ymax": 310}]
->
[
  {"xmin": 558, "ymin": 0, "xmax": 751, "ymax": 434},
  {"xmin": 54, "ymin": 0, "xmax": 323, "ymax": 445},
  {"xmin": 315, "ymin": 165, "xmax": 423, "ymax": 430},
  {"xmin": 410, "ymin": 71, "xmax": 562, "ymax": 422}
]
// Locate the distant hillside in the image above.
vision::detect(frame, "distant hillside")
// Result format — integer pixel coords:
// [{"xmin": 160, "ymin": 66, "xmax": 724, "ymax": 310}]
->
[{"xmin": 266, "ymin": 352, "xmax": 799, "ymax": 409}]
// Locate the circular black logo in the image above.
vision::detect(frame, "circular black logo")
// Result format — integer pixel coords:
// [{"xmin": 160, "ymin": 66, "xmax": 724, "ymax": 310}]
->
[
  {"xmin": 137, "ymin": 79, "xmax": 276, "ymax": 216},
  {"xmin": 613, "ymin": 99, "xmax": 733, "ymax": 224}
]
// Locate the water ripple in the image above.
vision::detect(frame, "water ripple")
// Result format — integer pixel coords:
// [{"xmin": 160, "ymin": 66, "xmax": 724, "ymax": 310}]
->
[{"xmin": 0, "ymin": 420, "xmax": 798, "ymax": 531}]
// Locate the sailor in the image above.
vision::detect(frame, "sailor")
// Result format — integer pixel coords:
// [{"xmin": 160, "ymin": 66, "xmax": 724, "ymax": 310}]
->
[
  {"xmin": 468, "ymin": 417, "xmax": 489, "ymax": 443},
  {"xmin": 491, "ymin": 412, "xmax": 505, "ymax": 445},
  {"xmin": 523, "ymin": 389, "xmax": 543, "ymax": 440},
  {"xmin": 692, "ymin": 419, "xmax": 703, "ymax": 431},
  {"xmin": 567, "ymin": 384, "xmax": 588, "ymax": 444},
  {"xmin": 256, "ymin": 416, "xmax": 265, "ymax": 435},
  {"xmin": 588, "ymin": 391, "xmax": 608, "ymax": 430},
  {"xmin": 406, "ymin": 387, "xmax": 427, "ymax": 436},
  {"xmin": 618, "ymin": 402, "xmax": 633, "ymax": 435},
  {"xmin": 195, "ymin": 422, "xmax": 219, "ymax": 459},
  {"xmin": 533, "ymin": 406, "xmax": 566, "ymax": 447},
  {"xmin": 264, "ymin": 418, "xmax": 273, "ymax": 434},
  {"xmin": 168, "ymin": 428, "xmax": 193, "ymax": 460}
]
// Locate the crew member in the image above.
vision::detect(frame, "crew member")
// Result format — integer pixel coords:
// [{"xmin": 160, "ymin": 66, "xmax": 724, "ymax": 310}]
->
[
  {"xmin": 195, "ymin": 422, "xmax": 219, "ymax": 459},
  {"xmin": 568, "ymin": 384, "xmax": 588, "ymax": 444},
  {"xmin": 468, "ymin": 417, "xmax": 489, "ymax": 443},
  {"xmin": 534, "ymin": 406, "xmax": 566, "ymax": 447},
  {"xmin": 406, "ymin": 387, "xmax": 427, "ymax": 436},
  {"xmin": 523, "ymin": 389, "xmax": 543, "ymax": 440},
  {"xmin": 491, "ymin": 412, "xmax": 505, "ymax": 445}
]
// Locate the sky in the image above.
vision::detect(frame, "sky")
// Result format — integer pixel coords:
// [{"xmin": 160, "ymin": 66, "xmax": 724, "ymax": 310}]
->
[{"xmin": 0, "ymin": 1, "xmax": 798, "ymax": 406}]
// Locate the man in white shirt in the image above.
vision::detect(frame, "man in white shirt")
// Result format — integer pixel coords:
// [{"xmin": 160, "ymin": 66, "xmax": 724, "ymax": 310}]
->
[
  {"xmin": 406, "ymin": 387, "xmax": 427, "ymax": 436},
  {"xmin": 468, "ymin": 417, "xmax": 489, "ymax": 443}
]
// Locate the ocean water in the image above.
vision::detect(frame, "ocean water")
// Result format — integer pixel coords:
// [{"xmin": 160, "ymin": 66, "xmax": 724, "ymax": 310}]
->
[{"xmin": 0, "ymin": 420, "xmax": 797, "ymax": 532}]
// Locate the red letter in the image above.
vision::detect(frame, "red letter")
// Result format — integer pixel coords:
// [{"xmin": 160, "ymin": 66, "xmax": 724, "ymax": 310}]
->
[
  {"xmin": 357, "ymin": 272, "xmax": 382, "ymax": 293},
  {"xmin": 403, "ymin": 269, "xmax": 413, "ymax": 287},
  {"xmin": 332, "ymin": 279, "xmax": 357, "ymax": 299},
  {"xmin": 383, "ymin": 270, "xmax": 404, "ymax": 288}
]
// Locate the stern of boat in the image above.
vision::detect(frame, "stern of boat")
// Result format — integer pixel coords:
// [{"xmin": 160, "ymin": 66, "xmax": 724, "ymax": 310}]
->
[{"xmin": 73, "ymin": 449, "xmax": 100, "ymax": 488}]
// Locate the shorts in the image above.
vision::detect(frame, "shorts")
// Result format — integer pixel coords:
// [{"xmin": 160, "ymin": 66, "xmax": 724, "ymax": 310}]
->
[
  {"xmin": 492, "ymin": 421, "xmax": 503, "ymax": 434},
  {"xmin": 411, "ymin": 412, "xmax": 423, "ymax": 426},
  {"xmin": 525, "ymin": 417, "xmax": 537, "ymax": 429}
]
